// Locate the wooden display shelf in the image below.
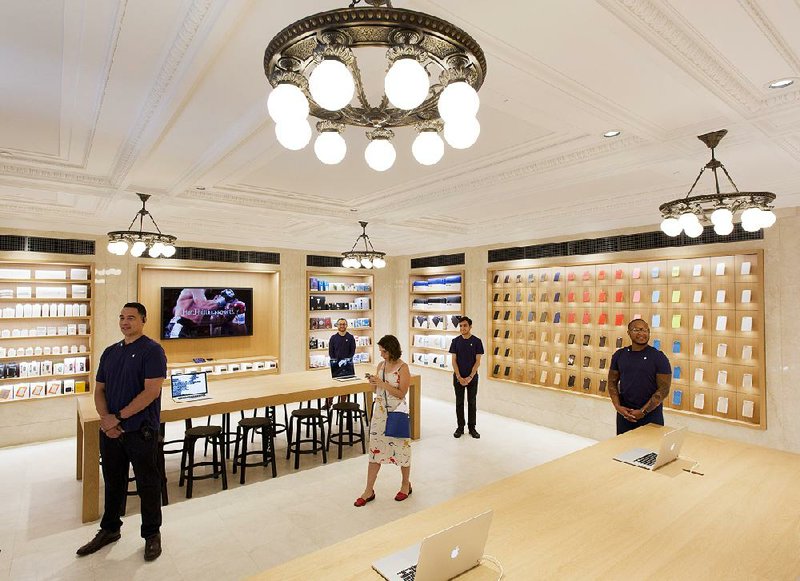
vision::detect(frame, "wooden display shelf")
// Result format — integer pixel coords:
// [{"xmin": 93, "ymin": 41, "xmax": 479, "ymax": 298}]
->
[
  {"xmin": 408, "ymin": 268, "xmax": 464, "ymax": 373},
  {"xmin": 411, "ymin": 346, "xmax": 450, "ymax": 353},
  {"xmin": 0, "ymin": 316, "xmax": 91, "ymax": 321},
  {"xmin": 409, "ymin": 289, "xmax": 463, "ymax": 295},
  {"xmin": 1, "ymin": 390, "xmax": 88, "ymax": 404},
  {"xmin": 308, "ymin": 290, "xmax": 372, "ymax": 295},
  {"xmin": 0, "ymin": 351, "xmax": 91, "ymax": 361},
  {"xmin": 0, "ymin": 278, "xmax": 90, "ymax": 285},
  {"xmin": 488, "ymin": 251, "xmax": 765, "ymax": 428},
  {"xmin": 0, "ymin": 334, "xmax": 91, "ymax": 341},
  {"xmin": 0, "ymin": 297, "xmax": 92, "ymax": 302},
  {"xmin": 0, "ymin": 371, "xmax": 90, "ymax": 383},
  {"xmin": 307, "ymin": 270, "xmax": 375, "ymax": 370}
]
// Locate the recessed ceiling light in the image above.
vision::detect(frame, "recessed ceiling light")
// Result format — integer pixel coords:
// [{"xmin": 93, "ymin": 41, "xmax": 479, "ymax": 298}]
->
[
  {"xmin": 350, "ymin": 208, "xmax": 358, "ymax": 212},
  {"xmin": 0, "ymin": 151, "xmax": 12, "ymax": 157},
  {"xmin": 195, "ymin": 186, "xmax": 206, "ymax": 190},
  {"xmin": 603, "ymin": 130, "xmax": 621, "ymax": 138},
  {"xmin": 768, "ymin": 78, "xmax": 794, "ymax": 89}
]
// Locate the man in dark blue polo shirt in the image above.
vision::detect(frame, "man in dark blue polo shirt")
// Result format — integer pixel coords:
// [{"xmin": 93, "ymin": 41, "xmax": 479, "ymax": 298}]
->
[
  {"xmin": 77, "ymin": 302, "xmax": 167, "ymax": 561},
  {"xmin": 449, "ymin": 316, "xmax": 484, "ymax": 439},
  {"xmin": 608, "ymin": 318, "xmax": 671, "ymax": 435},
  {"xmin": 329, "ymin": 318, "xmax": 356, "ymax": 378}
]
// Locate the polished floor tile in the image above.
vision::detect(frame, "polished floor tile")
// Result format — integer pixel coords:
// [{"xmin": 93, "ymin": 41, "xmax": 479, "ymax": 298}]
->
[{"xmin": 0, "ymin": 397, "xmax": 594, "ymax": 580}]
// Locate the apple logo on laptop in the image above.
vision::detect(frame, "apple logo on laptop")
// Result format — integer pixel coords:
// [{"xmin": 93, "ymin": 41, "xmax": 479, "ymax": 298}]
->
[
  {"xmin": 670, "ymin": 443, "xmax": 677, "ymax": 452},
  {"xmin": 450, "ymin": 546, "xmax": 460, "ymax": 560}
]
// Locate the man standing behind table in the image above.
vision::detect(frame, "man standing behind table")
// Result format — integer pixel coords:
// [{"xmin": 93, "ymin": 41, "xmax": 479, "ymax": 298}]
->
[
  {"xmin": 608, "ymin": 319, "xmax": 672, "ymax": 435},
  {"xmin": 329, "ymin": 317, "xmax": 356, "ymax": 377},
  {"xmin": 449, "ymin": 316, "xmax": 484, "ymax": 439},
  {"xmin": 76, "ymin": 302, "xmax": 167, "ymax": 561}
]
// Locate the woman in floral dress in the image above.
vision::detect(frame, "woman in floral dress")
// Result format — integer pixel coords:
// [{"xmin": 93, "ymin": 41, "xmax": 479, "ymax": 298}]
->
[{"xmin": 354, "ymin": 335, "xmax": 412, "ymax": 506}]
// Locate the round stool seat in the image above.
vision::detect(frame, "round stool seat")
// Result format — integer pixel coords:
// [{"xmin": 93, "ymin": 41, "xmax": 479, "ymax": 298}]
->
[
  {"xmin": 239, "ymin": 416, "xmax": 271, "ymax": 429},
  {"xmin": 292, "ymin": 408, "xmax": 322, "ymax": 419},
  {"xmin": 186, "ymin": 425, "xmax": 222, "ymax": 438},
  {"xmin": 332, "ymin": 402, "xmax": 360, "ymax": 412}
]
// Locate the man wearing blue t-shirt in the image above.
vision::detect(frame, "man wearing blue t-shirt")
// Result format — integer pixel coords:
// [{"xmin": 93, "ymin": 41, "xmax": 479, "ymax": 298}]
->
[
  {"xmin": 449, "ymin": 316, "xmax": 484, "ymax": 439},
  {"xmin": 608, "ymin": 319, "xmax": 671, "ymax": 435},
  {"xmin": 77, "ymin": 302, "xmax": 167, "ymax": 561}
]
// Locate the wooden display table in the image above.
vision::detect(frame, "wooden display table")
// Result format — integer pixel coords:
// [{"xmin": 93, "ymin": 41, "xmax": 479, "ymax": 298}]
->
[
  {"xmin": 256, "ymin": 425, "xmax": 800, "ymax": 580},
  {"xmin": 75, "ymin": 366, "xmax": 421, "ymax": 523}
]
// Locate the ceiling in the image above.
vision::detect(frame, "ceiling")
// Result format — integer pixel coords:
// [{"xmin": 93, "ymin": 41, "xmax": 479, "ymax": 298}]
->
[{"xmin": 1, "ymin": 0, "xmax": 799, "ymax": 257}]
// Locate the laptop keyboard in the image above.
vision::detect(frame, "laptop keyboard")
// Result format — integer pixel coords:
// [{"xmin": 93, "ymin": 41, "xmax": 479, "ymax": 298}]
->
[
  {"xmin": 635, "ymin": 452, "xmax": 658, "ymax": 466},
  {"xmin": 398, "ymin": 564, "xmax": 417, "ymax": 580}
]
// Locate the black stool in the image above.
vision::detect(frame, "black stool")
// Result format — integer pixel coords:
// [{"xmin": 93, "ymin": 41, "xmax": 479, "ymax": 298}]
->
[
  {"xmin": 179, "ymin": 425, "xmax": 228, "ymax": 498},
  {"xmin": 326, "ymin": 402, "xmax": 367, "ymax": 459},
  {"xmin": 232, "ymin": 416, "xmax": 277, "ymax": 484},
  {"xmin": 286, "ymin": 407, "xmax": 327, "ymax": 469}
]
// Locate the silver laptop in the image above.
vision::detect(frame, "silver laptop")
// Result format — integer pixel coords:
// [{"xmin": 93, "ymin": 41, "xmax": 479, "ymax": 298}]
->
[
  {"xmin": 333, "ymin": 375, "xmax": 360, "ymax": 382},
  {"xmin": 171, "ymin": 371, "xmax": 211, "ymax": 402},
  {"xmin": 372, "ymin": 510, "xmax": 493, "ymax": 581},
  {"xmin": 613, "ymin": 426, "xmax": 687, "ymax": 471}
]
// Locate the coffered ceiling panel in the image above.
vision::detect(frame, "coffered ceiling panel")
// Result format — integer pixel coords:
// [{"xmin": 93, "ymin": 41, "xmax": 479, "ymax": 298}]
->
[{"xmin": 0, "ymin": 0, "xmax": 798, "ymax": 256}]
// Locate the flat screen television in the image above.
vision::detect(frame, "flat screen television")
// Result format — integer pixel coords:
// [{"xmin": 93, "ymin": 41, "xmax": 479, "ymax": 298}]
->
[{"xmin": 161, "ymin": 287, "xmax": 254, "ymax": 339}]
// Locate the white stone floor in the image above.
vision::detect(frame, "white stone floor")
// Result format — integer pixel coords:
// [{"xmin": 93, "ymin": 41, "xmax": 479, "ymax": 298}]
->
[{"xmin": 0, "ymin": 398, "xmax": 595, "ymax": 580}]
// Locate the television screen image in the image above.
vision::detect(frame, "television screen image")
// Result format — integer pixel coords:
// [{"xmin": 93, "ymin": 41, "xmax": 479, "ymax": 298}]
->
[{"xmin": 161, "ymin": 287, "xmax": 253, "ymax": 339}]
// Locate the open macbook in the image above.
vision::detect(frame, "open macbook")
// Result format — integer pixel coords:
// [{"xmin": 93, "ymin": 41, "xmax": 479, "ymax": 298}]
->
[
  {"xmin": 372, "ymin": 510, "xmax": 493, "ymax": 581},
  {"xmin": 613, "ymin": 426, "xmax": 688, "ymax": 471},
  {"xmin": 171, "ymin": 371, "xmax": 211, "ymax": 402}
]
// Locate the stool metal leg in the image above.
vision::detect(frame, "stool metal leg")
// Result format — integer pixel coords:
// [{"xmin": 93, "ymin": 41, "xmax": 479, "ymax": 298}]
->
[
  {"xmin": 218, "ymin": 434, "xmax": 228, "ymax": 490},
  {"xmin": 239, "ymin": 427, "xmax": 250, "ymax": 485},
  {"xmin": 186, "ymin": 438, "xmax": 196, "ymax": 499}
]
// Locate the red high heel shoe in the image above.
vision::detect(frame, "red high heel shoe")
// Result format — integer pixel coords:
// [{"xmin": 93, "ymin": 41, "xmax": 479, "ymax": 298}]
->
[
  {"xmin": 354, "ymin": 492, "xmax": 376, "ymax": 507},
  {"xmin": 394, "ymin": 484, "xmax": 413, "ymax": 502}
]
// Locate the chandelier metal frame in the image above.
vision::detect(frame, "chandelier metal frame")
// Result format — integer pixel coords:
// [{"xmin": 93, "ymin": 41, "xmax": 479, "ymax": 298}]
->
[
  {"xmin": 264, "ymin": 0, "xmax": 486, "ymax": 130},
  {"xmin": 342, "ymin": 221, "xmax": 386, "ymax": 269},
  {"xmin": 659, "ymin": 130, "xmax": 776, "ymax": 237},
  {"xmin": 106, "ymin": 193, "xmax": 177, "ymax": 257}
]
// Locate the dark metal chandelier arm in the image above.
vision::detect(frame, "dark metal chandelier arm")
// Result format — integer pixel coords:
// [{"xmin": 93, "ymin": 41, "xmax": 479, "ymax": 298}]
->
[
  {"xmin": 718, "ymin": 164, "xmax": 741, "ymax": 194},
  {"xmin": 684, "ymin": 166, "xmax": 709, "ymax": 198}
]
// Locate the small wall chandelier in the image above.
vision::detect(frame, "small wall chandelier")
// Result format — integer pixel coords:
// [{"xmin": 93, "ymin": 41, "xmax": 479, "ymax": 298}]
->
[
  {"xmin": 342, "ymin": 221, "xmax": 386, "ymax": 268},
  {"xmin": 264, "ymin": 0, "xmax": 487, "ymax": 171},
  {"xmin": 107, "ymin": 193, "xmax": 177, "ymax": 257},
  {"xmin": 659, "ymin": 130, "xmax": 777, "ymax": 237}
]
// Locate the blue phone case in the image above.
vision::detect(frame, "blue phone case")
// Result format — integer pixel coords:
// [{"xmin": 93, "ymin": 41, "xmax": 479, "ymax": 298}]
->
[
  {"xmin": 673, "ymin": 366, "xmax": 681, "ymax": 379},
  {"xmin": 672, "ymin": 340, "xmax": 681, "ymax": 353},
  {"xmin": 672, "ymin": 390, "xmax": 682, "ymax": 406},
  {"xmin": 653, "ymin": 339, "xmax": 661, "ymax": 350}
]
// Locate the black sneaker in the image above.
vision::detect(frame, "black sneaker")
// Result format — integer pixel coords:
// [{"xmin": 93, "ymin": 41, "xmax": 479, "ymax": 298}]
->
[
  {"xmin": 144, "ymin": 533, "xmax": 162, "ymax": 562},
  {"xmin": 453, "ymin": 428, "xmax": 464, "ymax": 438},
  {"xmin": 469, "ymin": 429, "xmax": 481, "ymax": 439},
  {"xmin": 76, "ymin": 529, "xmax": 121, "ymax": 556}
]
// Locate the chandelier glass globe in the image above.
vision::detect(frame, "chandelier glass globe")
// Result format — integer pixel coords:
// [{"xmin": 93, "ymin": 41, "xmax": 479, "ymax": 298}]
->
[
  {"xmin": 130, "ymin": 241, "xmax": 147, "ymax": 257},
  {"xmin": 437, "ymin": 81, "xmax": 480, "ymax": 122},
  {"xmin": 360, "ymin": 257, "xmax": 373, "ymax": 268},
  {"xmin": 314, "ymin": 131, "xmax": 347, "ymax": 165},
  {"xmin": 385, "ymin": 58, "xmax": 429, "ymax": 110},
  {"xmin": 710, "ymin": 207, "xmax": 733, "ymax": 225},
  {"xmin": 275, "ymin": 119, "xmax": 312, "ymax": 150},
  {"xmin": 365, "ymin": 138, "xmax": 396, "ymax": 171},
  {"xmin": 714, "ymin": 221, "xmax": 734, "ymax": 236},
  {"xmin": 372, "ymin": 257, "xmax": 386, "ymax": 269},
  {"xmin": 148, "ymin": 243, "xmax": 163, "ymax": 258},
  {"xmin": 308, "ymin": 59, "xmax": 354, "ymax": 111},
  {"xmin": 412, "ymin": 131, "xmax": 444, "ymax": 165},
  {"xmin": 444, "ymin": 117, "xmax": 480, "ymax": 149},
  {"xmin": 267, "ymin": 83, "xmax": 309, "ymax": 123},
  {"xmin": 684, "ymin": 221, "xmax": 704, "ymax": 238},
  {"xmin": 759, "ymin": 209, "xmax": 776, "ymax": 228},
  {"xmin": 660, "ymin": 218, "xmax": 682, "ymax": 237},
  {"xmin": 677, "ymin": 212, "xmax": 700, "ymax": 229},
  {"xmin": 162, "ymin": 244, "xmax": 176, "ymax": 258},
  {"xmin": 741, "ymin": 207, "xmax": 763, "ymax": 232}
]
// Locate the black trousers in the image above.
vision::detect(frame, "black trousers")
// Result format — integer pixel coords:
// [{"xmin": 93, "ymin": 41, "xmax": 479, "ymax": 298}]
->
[
  {"xmin": 453, "ymin": 374, "xmax": 479, "ymax": 429},
  {"xmin": 99, "ymin": 426, "xmax": 162, "ymax": 538},
  {"xmin": 616, "ymin": 406, "xmax": 664, "ymax": 435}
]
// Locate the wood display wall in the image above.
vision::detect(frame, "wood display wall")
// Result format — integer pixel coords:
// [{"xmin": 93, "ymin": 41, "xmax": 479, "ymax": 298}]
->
[
  {"xmin": 0, "ymin": 260, "xmax": 94, "ymax": 403},
  {"xmin": 488, "ymin": 252, "xmax": 765, "ymax": 428},
  {"xmin": 138, "ymin": 266, "xmax": 279, "ymax": 363},
  {"xmin": 409, "ymin": 268, "xmax": 464, "ymax": 371},
  {"xmin": 307, "ymin": 270, "xmax": 373, "ymax": 370}
]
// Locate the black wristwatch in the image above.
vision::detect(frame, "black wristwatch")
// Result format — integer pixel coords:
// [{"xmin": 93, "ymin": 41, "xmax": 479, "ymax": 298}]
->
[{"xmin": 114, "ymin": 412, "xmax": 124, "ymax": 423}]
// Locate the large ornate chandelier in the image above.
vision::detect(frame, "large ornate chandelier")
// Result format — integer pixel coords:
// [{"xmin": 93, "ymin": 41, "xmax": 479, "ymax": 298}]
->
[
  {"xmin": 341, "ymin": 221, "xmax": 386, "ymax": 268},
  {"xmin": 659, "ymin": 130, "xmax": 777, "ymax": 237},
  {"xmin": 264, "ymin": 0, "xmax": 487, "ymax": 171}
]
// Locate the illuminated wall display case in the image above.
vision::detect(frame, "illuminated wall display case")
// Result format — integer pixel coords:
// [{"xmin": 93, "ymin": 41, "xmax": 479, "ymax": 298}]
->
[
  {"xmin": 409, "ymin": 269, "xmax": 464, "ymax": 371},
  {"xmin": 307, "ymin": 271, "xmax": 373, "ymax": 371},
  {"xmin": 488, "ymin": 253, "xmax": 765, "ymax": 427},
  {"xmin": 0, "ymin": 262, "xmax": 94, "ymax": 403}
]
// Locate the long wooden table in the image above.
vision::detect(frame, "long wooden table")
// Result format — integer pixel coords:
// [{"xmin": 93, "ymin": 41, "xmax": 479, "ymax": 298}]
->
[
  {"xmin": 256, "ymin": 424, "xmax": 800, "ymax": 580},
  {"xmin": 76, "ymin": 368, "xmax": 421, "ymax": 523}
]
